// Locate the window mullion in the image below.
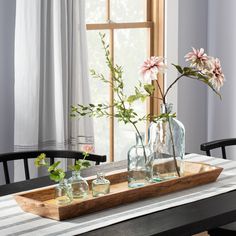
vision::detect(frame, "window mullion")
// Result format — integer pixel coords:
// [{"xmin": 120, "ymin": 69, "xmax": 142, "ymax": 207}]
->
[
  {"xmin": 148, "ymin": 0, "xmax": 165, "ymax": 118},
  {"xmin": 107, "ymin": 0, "xmax": 115, "ymax": 162}
]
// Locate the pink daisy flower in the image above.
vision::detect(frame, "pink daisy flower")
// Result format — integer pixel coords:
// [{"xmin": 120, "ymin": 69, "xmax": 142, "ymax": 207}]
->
[
  {"xmin": 185, "ymin": 47, "xmax": 209, "ymax": 69},
  {"xmin": 208, "ymin": 57, "xmax": 225, "ymax": 91},
  {"xmin": 140, "ymin": 56, "xmax": 167, "ymax": 83}
]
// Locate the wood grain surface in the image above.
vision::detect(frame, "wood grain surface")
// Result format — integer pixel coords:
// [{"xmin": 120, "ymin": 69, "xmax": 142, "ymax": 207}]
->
[{"xmin": 14, "ymin": 161, "xmax": 223, "ymax": 221}]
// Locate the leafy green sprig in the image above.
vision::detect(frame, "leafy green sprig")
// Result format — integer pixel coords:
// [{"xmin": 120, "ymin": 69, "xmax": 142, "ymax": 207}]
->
[
  {"xmin": 34, "ymin": 152, "xmax": 91, "ymax": 182},
  {"xmin": 71, "ymin": 33, "xmax": 158, "ymax": 125},
  {"xmin": 71, "ymin": 33, "xmax": 159, "ymax": 162},
  {"xmin": 69, "ymin": 152, "xmax": 91, "ymax": 172},
  {"xmin": 34, "ymin": 153, "xmax": 65, "ymax": 182}
]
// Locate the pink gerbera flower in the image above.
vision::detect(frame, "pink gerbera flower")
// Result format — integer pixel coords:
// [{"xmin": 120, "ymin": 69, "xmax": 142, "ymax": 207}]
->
[
  {"xmin": 82, "ymin": 144, "xmax": 94, "ymax": 153},
  {"xmin": 140, "ymin": 56, "xmax": 167, "ymax": 83},
  {"xmin": 208, "ymin": 57, "xmax": 225, "ymax": 91},
  {"xmin": 185, "ymin": 47, "xmax": 209, "ymax": 69}
]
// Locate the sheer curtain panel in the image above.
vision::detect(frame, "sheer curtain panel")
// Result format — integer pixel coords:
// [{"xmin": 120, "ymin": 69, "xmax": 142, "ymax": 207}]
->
[{"xmin": 14, "ymin": 0, "xmax": 93, "ymax": 181}]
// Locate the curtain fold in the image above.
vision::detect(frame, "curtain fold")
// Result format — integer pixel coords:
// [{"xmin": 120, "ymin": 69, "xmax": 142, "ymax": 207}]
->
[{"xmin": 14, "ymin": 0, "xmax": 93, "ymax": 181}]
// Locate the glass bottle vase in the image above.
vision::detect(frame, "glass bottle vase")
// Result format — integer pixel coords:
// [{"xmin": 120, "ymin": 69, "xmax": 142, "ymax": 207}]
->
[
  {"xmin": 55, "ymin": 179, "xmax": 73, "ymax": 206},
  {"xmin": 127, "ymin": 133, "xmax": 153, "ymax": 188},
  {"xmin": 68, "ymin": 171, "xmax": 89, "ymax": 199},
  {"xmin": 148, "ymin": 103, "xmax": 185, "ymax": 181},
  {"xmin": 92, "ymin": 172, "xmax": 110, "ymax": 197}
]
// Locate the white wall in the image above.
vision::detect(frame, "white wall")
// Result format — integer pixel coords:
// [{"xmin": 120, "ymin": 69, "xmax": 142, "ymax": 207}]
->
[
  {"xmin": 177, "ymin": 0, "xmax": 208, "ymax": 154},
  {"xmin": 0, "ymin": 0, "xmax": 16, "ymax": 182}
]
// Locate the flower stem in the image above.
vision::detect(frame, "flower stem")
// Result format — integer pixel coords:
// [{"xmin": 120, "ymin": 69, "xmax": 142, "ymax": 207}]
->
[
  {"xmin": 163, "ymin": 74, "xmax": 185, "ymax": 101},
  {"xmin": 166, "ymin": 108, "xmax": 180, "ymax": 177}
]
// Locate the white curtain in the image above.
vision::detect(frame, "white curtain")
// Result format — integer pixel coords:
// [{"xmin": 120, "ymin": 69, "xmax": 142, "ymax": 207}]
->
[
  {"xmin": 14, "ymin": 0, "xmax": 93, "ymax": 180},
  {"xmin": 207, "ymin": 0, "xmax": 236, "ymax": 159}
]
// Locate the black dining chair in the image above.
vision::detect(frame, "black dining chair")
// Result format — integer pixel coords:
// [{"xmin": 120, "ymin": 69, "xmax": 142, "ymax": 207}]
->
[
  {"xmin": 200, "ymin": 138, "xmax": 236, "ymax": 159},
  {"xmin": 0, "ymin": 150, "xmax": 107, "ymax": 184},
  {"xmin": 201, "ymin": 138, "xmax": 236, "ymax": 236}
]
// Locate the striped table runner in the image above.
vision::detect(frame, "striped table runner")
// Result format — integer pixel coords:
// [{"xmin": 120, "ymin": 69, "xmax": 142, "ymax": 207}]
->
[{"xmin": 0, "ymin": 154, "xmax": 236, "ymax": 236}]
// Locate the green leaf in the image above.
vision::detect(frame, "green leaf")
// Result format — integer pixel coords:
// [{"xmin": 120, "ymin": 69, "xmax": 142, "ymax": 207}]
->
[
  {"xmin": 127, "ymin": 95, "xmax": 138, "ymax": 103},
  {"xmin": 82, "ymin": 161, "xmax": 91, "ymax": 168},
  {"xmin": 172, "ymin": 64, "xmax": 183, "ymax": 74},
  {"xmin": 48, "ymin": 161, "xmax": 61, "ymax": 172},
  {"xmin": 34, "ymin": 153, "xmax": 48, "ymax": 167},
  {"xmin": 49, "ymin": 169, "xmax": 65, "ymax": 182},
  {"xmin": 144, "ymin": 84, "xmax": 155, "ymax": 95}
]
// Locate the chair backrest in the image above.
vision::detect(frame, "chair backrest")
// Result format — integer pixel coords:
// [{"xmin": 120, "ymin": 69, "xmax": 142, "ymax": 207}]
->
[
  {"xmin": 200, "ymin": 138, "xmax": 236, "ymax": 159},
  {"xmin": 0, "ymin": 150, "xmax": 106, "ymax": 184}
]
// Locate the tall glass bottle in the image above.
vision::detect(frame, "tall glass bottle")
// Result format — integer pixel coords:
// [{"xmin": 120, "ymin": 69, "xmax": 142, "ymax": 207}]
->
[
  {"xmin": 128, "ymin": 133, "xmax": 153, "ymax": 188},
  {"xmin": 149, "ymin": 103, "xmax": 185, "ymax": 181}
]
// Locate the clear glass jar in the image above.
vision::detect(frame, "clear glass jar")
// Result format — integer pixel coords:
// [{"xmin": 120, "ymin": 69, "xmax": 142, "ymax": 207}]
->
[
  {"xmin": 127, "ymin": 133, "xmax": 153, "ymax": 188},
  {"xmin": 92, "ymin": 172, "xmax": 110, "ymax": 197},
  {"xmin": 149, "ymin": 103, "xmax": 185, "ymax": 181},
  {"xmin": 68, "ymin": 171, "xmax": 89, "ymax": 199},
  {"xmin": 55, "ymin": 179, "xmax": 73, "ymax": 205}
]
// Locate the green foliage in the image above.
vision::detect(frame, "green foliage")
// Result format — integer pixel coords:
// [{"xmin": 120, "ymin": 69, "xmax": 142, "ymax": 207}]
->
[
  {"xmin": 34, "ymin": 153, "xmax": 47, "ymax": 167},
  {"xmin": 34, "ymin": 152, "xmax": 91, "ymax": 183},
  {"xmin": 35, "ymin": 154, "xmax": 65, "ymax": 183},
  {"xmin": 172, "ymin": 64, "xmax": 183, "ymax": 74},
  {"xmin": 69, "ymin": 159, "xmax": 91, "ymax": 172},
  {"xmin": 69, "ymin": 152, "xmax": 91, "ymax": 172},
  {"xmin": 70, "ymin": 33, "xmax": 156, "ymax": 128},
  {"xmin": 170, "ymin": 64, "xmax": 221, "ymax": 100},
  {"xmin": 47, "ymin": 161, "xmax": 61, "ymax": 172},
  {"xmin": 144, "ymin": 84, "xmax": 155, "ymax": 95},
  {"xmin": 49, "ymin": 168, "xmax": 65, "ymax": 182}
]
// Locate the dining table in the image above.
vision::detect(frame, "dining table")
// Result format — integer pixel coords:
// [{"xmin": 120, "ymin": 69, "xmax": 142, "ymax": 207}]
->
[{"xmin": 0, "ymin": 153, "xmax": 236, "ymax": 236}]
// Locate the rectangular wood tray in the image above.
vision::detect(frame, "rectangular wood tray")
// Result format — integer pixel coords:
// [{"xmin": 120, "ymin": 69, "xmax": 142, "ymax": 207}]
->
[{"xmin": 14, "ymin": 161, "xmax": 223, "ymax": 221}]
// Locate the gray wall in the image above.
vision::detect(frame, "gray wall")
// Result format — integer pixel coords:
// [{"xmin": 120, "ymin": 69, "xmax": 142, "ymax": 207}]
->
[
  {"xmin": 178, "ymin": 0, "xmax": 208, "ymax": 154},
  {"xmin": 0, "ymin": 0, "xmax": 16, "ymax": 182},
  {"xmin": 207, "ymin": 0, "xmax": 236, "ymax": 159}
]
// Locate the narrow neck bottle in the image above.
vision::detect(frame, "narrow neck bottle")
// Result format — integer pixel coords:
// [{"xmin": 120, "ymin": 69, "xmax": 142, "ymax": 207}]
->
[
  {"xmin": 161, "ymin": 103, "xmax": 173, "ymax": 114},
  {"xmin": 72, "ymin": 171, "xmax": 81, "ymax": 178},
  {"xmin": 136, "ymin": 132, "xmax": 145, "ymax": 146}
]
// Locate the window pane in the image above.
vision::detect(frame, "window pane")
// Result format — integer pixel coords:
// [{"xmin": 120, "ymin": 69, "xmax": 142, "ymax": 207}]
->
[
  {"xmin": 114, "ymin": 29, "xmax": 149, "ymax": 161},
  {"xmin": 85, "ymin": 0, "xmax": 107, "ymax": 24},
  {"xmin": 111, "ymin": 0, "xmax": 146, "ymax": 23},
  {"xmin": 87, "ymin": 30, "xmax": 110, "ymax": 158}
]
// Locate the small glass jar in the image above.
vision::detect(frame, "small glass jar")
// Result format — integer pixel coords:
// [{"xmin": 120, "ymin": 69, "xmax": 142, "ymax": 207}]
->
[
  {"xmin": 55, "ymin": 179, "xmax": 73, "ymax": 206},
  {"xmin": 68, "ymin": 171, "xmax": 89, "ymax": 199},
  {"xmin": 92, "ymin": 172, "xmax": 110, "ymax": 197}
]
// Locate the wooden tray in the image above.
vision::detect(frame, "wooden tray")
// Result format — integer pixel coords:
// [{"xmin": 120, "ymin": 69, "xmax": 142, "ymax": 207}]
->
[{"xmin": 14, "ymin": 161, "xmax": 223, "ymax": 221}]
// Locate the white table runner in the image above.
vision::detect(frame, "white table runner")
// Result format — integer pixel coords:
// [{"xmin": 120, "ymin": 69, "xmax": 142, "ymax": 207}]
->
[{"xmin": 0, "ymin": 154, "xmax": 236, "ymax": 236}]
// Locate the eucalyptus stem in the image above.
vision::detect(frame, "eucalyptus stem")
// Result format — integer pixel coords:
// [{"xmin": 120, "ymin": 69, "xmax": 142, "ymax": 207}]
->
[
  {"xmin": 116, "ymin": 85, "xmax": 148, "ymax": 163},
  {"xmin": 131, "ymin": 121, "xmax": 147, "ymax": 163}
]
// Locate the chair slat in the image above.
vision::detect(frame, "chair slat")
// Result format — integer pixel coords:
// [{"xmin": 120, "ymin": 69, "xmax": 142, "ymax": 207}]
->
[
  {"xmin": 3, "ymin": 161, "xmax": 10, "ymax": 184},
  {"xmin": 50, "ymin": 157, "xmax": 55, "ymax": 165},
  {"xmin": 23, "ymin": 158, "xmax": 30, "ymax": 180},
  {"xmin": 222, "ymin": 146, "xmax": 227, "ymax": 159},
  {"xmin": 206, "ymin": 150, "xmax": 211, "ymax": 156}
]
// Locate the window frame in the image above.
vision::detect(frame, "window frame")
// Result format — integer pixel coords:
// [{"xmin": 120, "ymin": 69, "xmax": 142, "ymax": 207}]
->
[{"xmin": 86, "ymin": 0, "xmax": 165, "ymax": 162}]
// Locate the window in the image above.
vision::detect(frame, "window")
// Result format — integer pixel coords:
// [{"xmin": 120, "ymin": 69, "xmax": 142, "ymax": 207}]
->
[{"xmin": 85, "ymin": 0, "xmax": 164, "ymax": 161}]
